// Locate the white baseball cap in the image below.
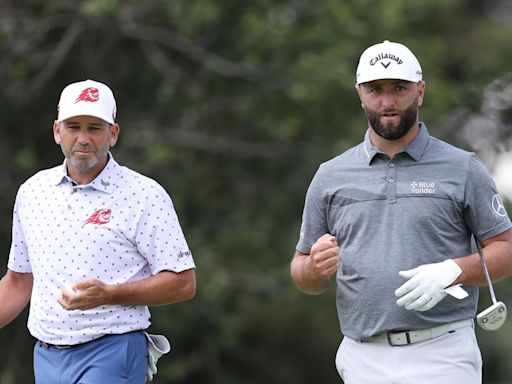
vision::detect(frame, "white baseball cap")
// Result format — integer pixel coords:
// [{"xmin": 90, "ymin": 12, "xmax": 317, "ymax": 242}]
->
[
  {"xmin": 57, "ymin": 79, "xmax": 117, "ymax": 124},
  {"xmin": 355, "ymin": 40, "xmax": 422, "ymax": 85}
]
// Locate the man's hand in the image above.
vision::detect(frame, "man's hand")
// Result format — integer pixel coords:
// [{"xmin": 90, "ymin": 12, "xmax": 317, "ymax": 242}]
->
[
  {"xmin": 59, "ymin": 279, "xmax": 113, "ymax": 310},
  {"xmin": 291, "ymin": 234, "xmax": 340, "ymax": 295},
  {"xmin": 395, "ymin": 259, "xmax": 463, "ymax": 311},
  {"xmin": 304, "ymin": 234, "xmax": 340, "ymax": 280},
  {"xmin": 59, "ymin": 271, "xmax": 195, "ymax": 310}
]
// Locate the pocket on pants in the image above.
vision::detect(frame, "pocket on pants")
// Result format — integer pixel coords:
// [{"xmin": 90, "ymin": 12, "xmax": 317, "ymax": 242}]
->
[{"xmin": 462, "ymin": 326, "xmax": 483, "ymax": 374}]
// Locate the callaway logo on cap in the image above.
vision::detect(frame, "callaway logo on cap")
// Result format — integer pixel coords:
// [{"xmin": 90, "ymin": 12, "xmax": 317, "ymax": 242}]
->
[
  {"xmin": 57, "ymin": 79, "xmax": 117, "ymax": 124},
  {"xmin": 356, "ymin": 40, "xmax": 423, "ymax": 85}
]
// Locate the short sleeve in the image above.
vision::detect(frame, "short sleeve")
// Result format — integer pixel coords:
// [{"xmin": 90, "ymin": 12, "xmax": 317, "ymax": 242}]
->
[
  {"xmin": 296, "ymin": 167, "xmax": 329, "ymax": 254},
  {"xmin": 8, "ymin": 186, "xmax": 32, "ymax": 273},
  {"xmin": 135, "ymin": 183, "xmax": 195, "ymax": 274},
  {"xmin": 463, "ymin": 154, "xmax": 512, "ymax": 241}
]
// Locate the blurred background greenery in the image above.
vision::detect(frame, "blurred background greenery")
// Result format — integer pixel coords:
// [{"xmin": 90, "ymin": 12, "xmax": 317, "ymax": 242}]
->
[{"xmin": 1, "ymin": 0, "xmax": 512, "ymax": 383}]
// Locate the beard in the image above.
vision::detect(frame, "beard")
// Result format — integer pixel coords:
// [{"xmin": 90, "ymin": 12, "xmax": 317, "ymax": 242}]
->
[
  {"xmin": 364, "ymin": 98, "xmax": 419, "ymax": 140},
  {"xmin": 61, "ymin": 142, "xmax": 110, "ymax": 173}
]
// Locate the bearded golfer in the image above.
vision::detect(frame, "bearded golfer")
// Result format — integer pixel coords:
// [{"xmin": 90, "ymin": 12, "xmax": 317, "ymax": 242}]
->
[
  {"xmin": 0, "ymin": 79, "xmax": 196, "ymax": 383},
  {"xmin": 291, "ymin": 40, "xmax": 512, "ymax": 383}
]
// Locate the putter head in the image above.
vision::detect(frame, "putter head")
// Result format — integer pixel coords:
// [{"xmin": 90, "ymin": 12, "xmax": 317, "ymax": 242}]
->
[{"xmin": 477, "ymin": 301, "xmax": 507, "ymax": 331}]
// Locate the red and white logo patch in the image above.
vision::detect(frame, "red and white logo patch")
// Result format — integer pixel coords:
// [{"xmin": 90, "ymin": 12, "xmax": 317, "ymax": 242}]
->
[
  {"xmin": 75, "ymin": 87, "xmax": 99, "ymax": 103},
  {"xmin": 84, "ymin": 208, "xmax": 111, "ymax": 225}
]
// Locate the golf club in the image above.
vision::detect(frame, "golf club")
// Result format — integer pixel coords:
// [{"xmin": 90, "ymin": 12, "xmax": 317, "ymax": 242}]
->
[{"xmin": 475, "ymin": 237, "xmax": 507, "ymax": 331}]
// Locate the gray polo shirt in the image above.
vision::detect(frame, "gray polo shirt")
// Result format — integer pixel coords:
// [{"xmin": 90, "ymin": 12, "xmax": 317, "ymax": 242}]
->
[{"xmin": 297, "ymin": 123, "xmax": 512, "ymax": 340}]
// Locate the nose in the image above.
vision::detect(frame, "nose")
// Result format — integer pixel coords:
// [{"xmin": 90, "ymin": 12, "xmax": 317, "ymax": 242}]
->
[
  {"xmin": 76, "ymin": 131, "xmax": 91, "ymax": 146},
  {"xmin": 381, "ymin": 90, "xmax": 397, "ymax": 108}
]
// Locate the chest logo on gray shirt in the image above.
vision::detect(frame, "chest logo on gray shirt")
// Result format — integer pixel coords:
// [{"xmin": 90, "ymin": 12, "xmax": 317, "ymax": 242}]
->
[
  {"xmin": 410, "ymin": 181, "xmax": 436, "ymax": 194},
  {"xmin": 492, "ymin": 194, "xmax": 507, "ymax": 217}
]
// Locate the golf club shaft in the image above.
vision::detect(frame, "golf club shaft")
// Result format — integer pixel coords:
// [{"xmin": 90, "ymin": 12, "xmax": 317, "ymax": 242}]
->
[{"xmin": 475, "ymin": 237, "xmax": 498, "ymax": 305}]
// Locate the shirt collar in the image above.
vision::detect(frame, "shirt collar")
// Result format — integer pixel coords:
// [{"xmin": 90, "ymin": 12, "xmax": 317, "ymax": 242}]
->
[
  {"xmin": 362, "ymin": 122, "xmax": 430, "ymax": 164},
  {"xmin": 362, "ymin": 130, "xmax": 379, "ymax": 164},
  {"xmin": 403, "ymin": 122, "xmax": 430, "ymax": 161},
  {"xmin": 54, "ymin": 152, "xmax": 119, "ymax": 193}
]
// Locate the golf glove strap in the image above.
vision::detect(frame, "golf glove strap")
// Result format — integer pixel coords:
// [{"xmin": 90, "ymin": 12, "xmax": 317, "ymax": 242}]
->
[
  {"xmin": 395, "ymin": 259, "xmax": 464, "ymax": 311},
  {"xmin": 144, "ymin": 333, "xmax": 171, "ymax": 382}
]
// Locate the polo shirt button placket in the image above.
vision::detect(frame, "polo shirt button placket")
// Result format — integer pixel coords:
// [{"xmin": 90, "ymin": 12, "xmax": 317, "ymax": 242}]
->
[
  {"xmin": 67, "ymin": 186, "xmax": 78, "ymax": 211},
  {"xmin": 386, "ymin": 161, "xmax": 397, "ymax": 203}
]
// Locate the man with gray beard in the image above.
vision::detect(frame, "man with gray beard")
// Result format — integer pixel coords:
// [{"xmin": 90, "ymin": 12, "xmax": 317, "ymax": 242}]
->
[
  {"xmin": 291, "ymin": 40, "xmax": 512, "ymax": 383},
  {"xmin": 0, "ymin": 79, "xmax": 196, "ymax": 383}
]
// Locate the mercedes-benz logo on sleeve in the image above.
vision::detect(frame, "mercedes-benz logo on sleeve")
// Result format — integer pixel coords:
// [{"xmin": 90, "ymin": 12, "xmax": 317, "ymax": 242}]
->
[{"xmin": 492, "ymin": 194, "xmax": 507, "ymax": 217}]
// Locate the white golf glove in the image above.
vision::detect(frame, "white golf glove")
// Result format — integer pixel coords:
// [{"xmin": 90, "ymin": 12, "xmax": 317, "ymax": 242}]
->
[
  {"xmin": 395, "ymin": 259, "xmax": 467, "ymax": 311},
  {"xmin": 144, "ymin": 333, "xmax": 171, "ymax": 382}
]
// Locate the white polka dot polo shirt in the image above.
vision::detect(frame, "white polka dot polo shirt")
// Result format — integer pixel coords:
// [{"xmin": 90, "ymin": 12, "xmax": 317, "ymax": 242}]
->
[{"xmin": 8, "ymin": 154, "xmax": 195, "ymax": 345}]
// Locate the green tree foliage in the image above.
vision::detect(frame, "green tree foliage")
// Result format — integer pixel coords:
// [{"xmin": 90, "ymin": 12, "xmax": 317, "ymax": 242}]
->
[{"xmin": 1, "ymin": 0, "xmax": 511, "ymax": 382}]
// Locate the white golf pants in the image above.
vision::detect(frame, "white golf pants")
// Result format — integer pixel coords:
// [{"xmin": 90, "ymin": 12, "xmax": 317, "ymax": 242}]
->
[{"xmin": 335, "ymin": 324, "xmax": 482, "ymax": 384}]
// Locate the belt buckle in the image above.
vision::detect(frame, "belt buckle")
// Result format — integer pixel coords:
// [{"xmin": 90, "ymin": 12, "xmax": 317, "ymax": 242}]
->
[{"xmin": 386, "ymin": 331, "xmax": 411, "ymax": 346}]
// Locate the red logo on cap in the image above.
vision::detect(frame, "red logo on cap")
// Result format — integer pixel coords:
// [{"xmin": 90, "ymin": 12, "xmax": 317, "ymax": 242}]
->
[
  {"xmin": 84, "ymin": 208, "xmax": 111, "ymax": 225},
  {"xmin": 75, "ymin": 87, "xmax": 99, "ymax": 103}
]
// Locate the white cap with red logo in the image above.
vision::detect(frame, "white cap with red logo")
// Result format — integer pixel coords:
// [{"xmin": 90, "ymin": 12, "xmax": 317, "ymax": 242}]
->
[
  {"xmin": 57, "ymin": 79, "xmax": 117, "ymax": 124},
  {"xmin": 356, "ymin": 40, "xmax": 423, "ymax": 85}
]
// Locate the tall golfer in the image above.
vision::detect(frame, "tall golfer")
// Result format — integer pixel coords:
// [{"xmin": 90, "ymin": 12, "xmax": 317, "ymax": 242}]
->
[
  {"xmin": 291, "ymin": 40, "xmax": 512, "ymax": 383},
  {"xmin": 0, "ymin": 79, "xmax": 196, "ymax": 383}
]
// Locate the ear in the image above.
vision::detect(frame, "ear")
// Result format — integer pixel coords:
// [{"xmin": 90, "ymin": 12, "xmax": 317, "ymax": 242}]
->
[
  {"xmin": 354, "ymin": 84, "xmax": 365, "ymax": 106},
  {"xmin": 109, "ymin": 123, "xmax": 120, "ymax": 147},
  {"xmin": 53, "ymin": 121, "xmax": 61, "ymax": 145},
  {"xmin": 417, "ymin": 81, "xmax": 426, "ymax": 107},
  {"xmin": 355, "ymin": 83, "xmax": 362, "ymax": 97}
]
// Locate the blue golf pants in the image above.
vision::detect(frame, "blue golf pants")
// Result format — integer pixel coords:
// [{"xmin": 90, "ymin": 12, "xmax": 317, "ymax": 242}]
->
[{"xmin": 34, "ymin": 331, "xmax": 148, "ymax": 384}]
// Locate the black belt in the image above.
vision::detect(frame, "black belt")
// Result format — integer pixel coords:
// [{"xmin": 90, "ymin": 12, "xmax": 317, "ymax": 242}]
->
[
  {"xmin": 39, "ymin": 335, "xmax": 105, "ymax": 350},
  {"xmin": 40, "ymin": 341, "xmax": 73, "ymax": 349}
]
